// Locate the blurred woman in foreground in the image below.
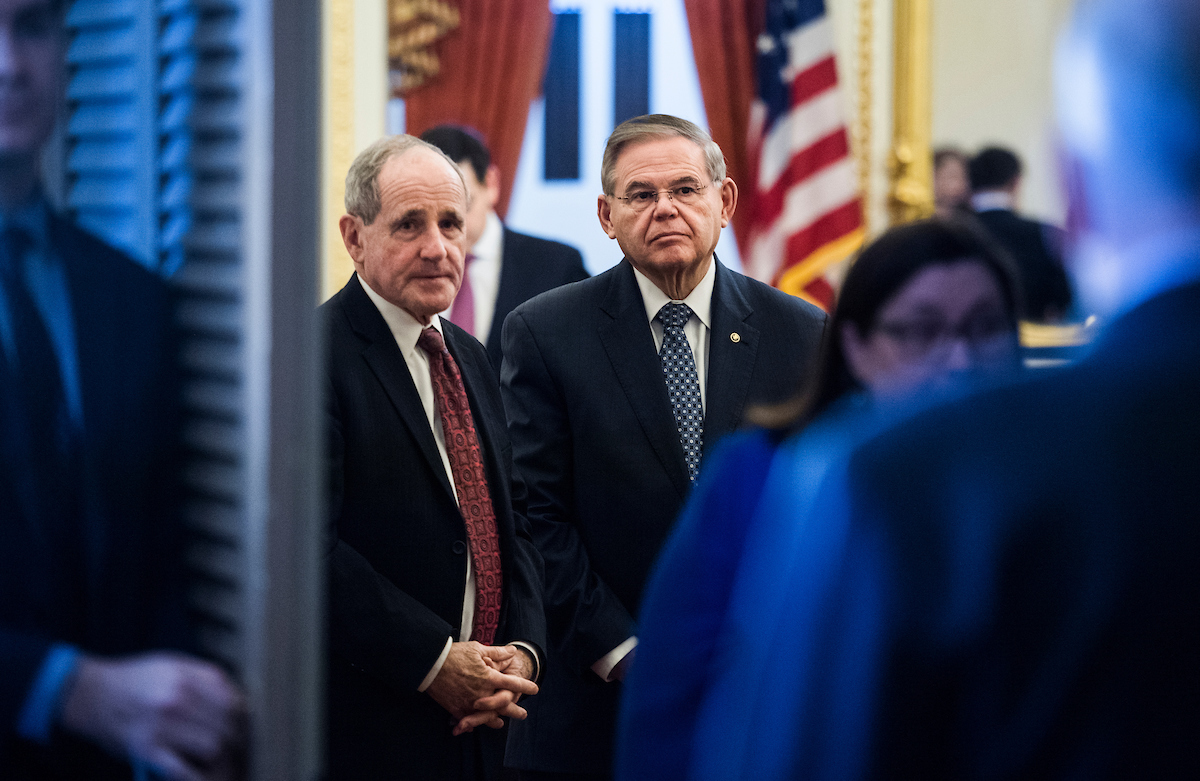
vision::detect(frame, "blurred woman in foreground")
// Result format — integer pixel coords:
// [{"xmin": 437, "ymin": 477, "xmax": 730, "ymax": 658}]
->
[{"xmin": 616, "ymin": 218, "xmax": 1022, "ymax": 780}]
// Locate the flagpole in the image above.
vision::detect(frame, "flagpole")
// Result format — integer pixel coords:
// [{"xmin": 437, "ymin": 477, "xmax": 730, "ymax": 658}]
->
[{"xmin": 887, "ymin": 0, "xmax": 934, "ymax": 224}]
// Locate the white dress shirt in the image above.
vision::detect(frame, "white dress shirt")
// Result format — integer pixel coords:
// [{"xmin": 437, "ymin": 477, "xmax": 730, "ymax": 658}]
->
[
  {"xmin": 970, "ymin": 190, "xmax": 1016, "ymax": 212},
  {"xmin": 591, "ymin": 259, "xmax": 717, "ymax": 682},
  {"xmin": 444, "ymin": 210, "xmax": 504, "ymax": 339}
]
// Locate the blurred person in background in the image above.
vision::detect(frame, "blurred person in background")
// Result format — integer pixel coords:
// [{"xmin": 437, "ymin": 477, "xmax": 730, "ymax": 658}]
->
[
  {"xmin": 933, "ymin": 148, "xmax": 971, "ymax": 217},
  {"xmin": 970, "ymin": 146, "xmax": 1074, "ymax": 322},
  {"xmin": 615, "ymin": 217, "xmax": 1021, "ymax": 779}
]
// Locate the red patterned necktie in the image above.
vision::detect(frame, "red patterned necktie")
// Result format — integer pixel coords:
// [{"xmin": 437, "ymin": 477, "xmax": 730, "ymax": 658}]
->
[
  {"xmin": 448, "ymin": 253, "xmax": 476, "ymax": 336},
  {"xmin": 417, "ymin": 326, "xmax": 502, "ymax": 645}
]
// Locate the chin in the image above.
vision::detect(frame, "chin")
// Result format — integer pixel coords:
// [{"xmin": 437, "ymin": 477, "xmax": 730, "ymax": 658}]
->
[{"xmin": 644, "ymin": 249, "xmax": 700, "ymax": 269}]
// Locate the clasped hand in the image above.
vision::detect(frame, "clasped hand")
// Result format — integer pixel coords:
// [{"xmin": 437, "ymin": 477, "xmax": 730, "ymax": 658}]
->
[{"xmin": 425, "ymin": 641, "xmax": 538, "ymax": 735}]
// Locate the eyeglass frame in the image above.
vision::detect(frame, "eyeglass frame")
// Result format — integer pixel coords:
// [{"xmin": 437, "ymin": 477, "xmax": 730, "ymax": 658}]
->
[
  {"xmin": 872, "ymin": 312, "xmax": 1016, "ymax": 359},
  {"xmin": 612, "ymin": 182, "xmax": 712, "ymax": 212}
]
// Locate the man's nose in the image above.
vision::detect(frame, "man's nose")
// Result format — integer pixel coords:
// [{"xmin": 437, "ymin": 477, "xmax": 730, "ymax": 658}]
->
[
  {"xmin": 650, "ymin": 191, "xmax": 679, "ymax": 218},
  {"xmin": 417, "ymin": 225, "xmax": 449, "ymax": 260}
]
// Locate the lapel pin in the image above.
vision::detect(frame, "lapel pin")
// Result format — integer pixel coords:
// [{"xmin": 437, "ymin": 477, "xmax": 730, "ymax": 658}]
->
[{"xmin": 730, "ymin": 332, "xmax": 741, "ymax": 343}]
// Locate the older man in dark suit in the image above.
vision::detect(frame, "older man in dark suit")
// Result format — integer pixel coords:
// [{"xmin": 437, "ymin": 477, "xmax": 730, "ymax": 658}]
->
[
  {"xmin": 420, "ymin": 125, "xmax": 589, "ymax": 378},
  {"xmin": 501, "ymin": 115, "xmax": 826, "ymax": 780},
  {"xmin": 1, "ymin": 1, "xmax": 245, "ymax": 778},
  {"xmin": 324, "ymin": 134, "xmax": 545, "ymax": 780},
  {"xmin": 693, "ymin": 1, "xmax": 1200, "ymax": 778}
]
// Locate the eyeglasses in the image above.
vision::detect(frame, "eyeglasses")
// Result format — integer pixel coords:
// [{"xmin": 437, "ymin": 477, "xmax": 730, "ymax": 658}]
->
[
  {"xmin": 614, "ymin": 184, "xmax": 709, "ymax": 212},
  {"xmin": 874, "ymin": 314, "xmax": 1013, "ymax": 357}
]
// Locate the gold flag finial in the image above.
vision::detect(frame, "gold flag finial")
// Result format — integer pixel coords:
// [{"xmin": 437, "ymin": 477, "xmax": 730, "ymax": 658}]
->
[{"xmin": 388, "ymin": 0, "xmax": 460, "ymax": 95}]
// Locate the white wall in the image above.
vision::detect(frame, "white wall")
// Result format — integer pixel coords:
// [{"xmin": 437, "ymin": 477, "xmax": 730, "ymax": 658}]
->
[{"xmin": 931, "ymin": 0, "xmax": 1076, "ymax": 225}]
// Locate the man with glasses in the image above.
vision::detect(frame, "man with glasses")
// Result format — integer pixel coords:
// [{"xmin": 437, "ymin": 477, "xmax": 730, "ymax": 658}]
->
[{"xmin": 500, "ymin": 114, "xmax": 826, "ymax": 780}]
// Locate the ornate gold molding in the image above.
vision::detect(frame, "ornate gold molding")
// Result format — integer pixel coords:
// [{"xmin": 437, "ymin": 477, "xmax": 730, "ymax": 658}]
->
[
  {"xmin": 322, "ymin": 0, "xmax": 357, "ymax": 300},
  {"xmin": 888, "ymin": 0, "xmax": 934, "ymax": 224},
  {"xmin": 388, "ymin": 0, "xmax": 460, "ymax": 96},
  {"xmin": 853, "ymin": 0, "xmax": 874, "ymax": 235}
]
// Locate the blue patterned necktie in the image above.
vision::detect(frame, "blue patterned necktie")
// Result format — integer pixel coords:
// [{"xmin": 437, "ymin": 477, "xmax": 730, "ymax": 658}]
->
[{"xmin": 656, "ymin": 302, "xmax": 703, "ymax": 482}]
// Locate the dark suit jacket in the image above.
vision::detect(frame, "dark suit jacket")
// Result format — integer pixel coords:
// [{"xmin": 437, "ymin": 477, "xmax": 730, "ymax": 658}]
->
[
  {"xmin": 482, "ymin": 228, "xmax": 588, "ymax": 378},
  {"xmin": 740, "ymin": 280, "xmax": 1200, "ymax": 779},
  {"xmin": 500, "ymin": 258, "xmax": 826, "ymax": 774},
  {"xmin": 322, "ymin": 274, "xmax": 546, "ymax": 781},
  {"xmin": 974, "ymin": 208, "xmax": 1073, "ymax": 321},
  {"xmin": 1, "ymin": 216, "xmax": 186, "ymax": 779}
]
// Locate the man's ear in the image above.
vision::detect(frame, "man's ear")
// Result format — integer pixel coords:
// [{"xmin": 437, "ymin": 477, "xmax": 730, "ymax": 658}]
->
[
  {"xmin": 484, "ymin": 165, "xmax": 502, "ymax": 210},
  {"xmin": 719, "ymin": 177, "xmax": 738, "ymax": 227},
  {"xmin": 597, "ymin": 195, "xmax": 617, "ymax": 239},
  {"xmin": 339, "ymin": 214, "xmax": 364, "ymax": 265}
]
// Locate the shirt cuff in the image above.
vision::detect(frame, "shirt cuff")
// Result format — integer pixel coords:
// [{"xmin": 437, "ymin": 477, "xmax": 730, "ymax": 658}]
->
[
  {"xmin": 507, "ymin": 641, "xmax": 543, "ymax": 684},
  {"xmin": 591, "ymin": 636, "xmax": 637, "ymax": 682},
  {"xmin": 417, "ymin": 637, "xmax": 454, "ymax": 692},
  {"xmin": 16, "ymin": 644, "xmax": 80, "ymax": 744}
]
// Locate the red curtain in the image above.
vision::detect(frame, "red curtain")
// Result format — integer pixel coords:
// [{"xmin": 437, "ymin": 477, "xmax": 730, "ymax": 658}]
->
[
  {"xmin": 681, "ymin": 0, "xmax": 764, "ymax": 254},
  {"xmin": 403, "ymin": 1, "xmax": 554, "ymax": 219}
]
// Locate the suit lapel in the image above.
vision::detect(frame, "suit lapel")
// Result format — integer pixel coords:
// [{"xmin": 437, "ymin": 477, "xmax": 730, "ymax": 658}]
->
[
  {"xmin": 486, "ymin": 228, "xmax": 521, "ymax": 355},
  {"xmin": 340, "ymin": 275, "xmax": 456, "ymax": 501},
  {"xmin": 704, "ymin": 261, "xmax": 760, "ymax": 457},
  {"xmin": 597, "ymin": 261, "xmax": 692, "ymax": 499}
]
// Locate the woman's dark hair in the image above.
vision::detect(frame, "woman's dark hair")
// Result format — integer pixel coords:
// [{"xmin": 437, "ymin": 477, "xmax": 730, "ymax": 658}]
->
[{"xmin": 750, "ymin": 216, "xmax": 1021, "ymax": 433}]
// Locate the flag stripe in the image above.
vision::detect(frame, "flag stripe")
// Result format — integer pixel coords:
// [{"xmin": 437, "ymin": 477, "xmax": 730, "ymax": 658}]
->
[
  {"xmin": 758, "ymin": 89, "xmax": 847, "ymax": 190},
  {"xmin": 755, "ymin": 130, "xmax": 850, "ymax": 227},
  {"xmin": 791, "ymin": 56, "xmax": 840, "ymax": 106},
  {"xmin": 784, "ymin": 17, "xmax": 834, "ymax": 77},
  {"xmin": 783, "ymin": 201, "xmax": 864, "ymax": 275},
  {"xmin": 775, "ymin": 157, "xmax": 859, "ymax": 235}
]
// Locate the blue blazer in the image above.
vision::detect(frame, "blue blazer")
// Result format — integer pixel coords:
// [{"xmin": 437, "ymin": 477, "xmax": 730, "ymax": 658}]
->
[
  {"xmin": 500, "ymin": 258, "xmax": 826, "ymax": 774},
  {"xmin": 616, "ymin": 392, "xmax": 899, "ymax": 781}
]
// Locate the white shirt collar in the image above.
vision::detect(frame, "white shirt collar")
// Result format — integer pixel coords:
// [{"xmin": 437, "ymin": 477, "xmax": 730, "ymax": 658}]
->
[
  {"xmin": 970, "ymin": 190, "xmax": 1016, "ymax": 212},
  {"xmin": 632, "ymin": 257, "xmax": 716, "ymax": 328},
  {"xmin": 358, "ymin": 273, "xmax": 445, "ymax": 353}
]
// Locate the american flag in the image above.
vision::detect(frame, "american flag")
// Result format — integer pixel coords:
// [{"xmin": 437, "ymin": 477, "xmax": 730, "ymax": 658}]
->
[{"xmin": 743, "ymin": 0, "xmax": 863, "ymax": 311}]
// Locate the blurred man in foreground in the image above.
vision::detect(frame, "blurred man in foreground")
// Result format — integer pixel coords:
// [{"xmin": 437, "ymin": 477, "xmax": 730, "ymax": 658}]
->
[
  {"xmin": 700, "ymin": 0, "xmax": 1200, "ymax": 777},
  {"xmin": 0, "ymin": 0, "xmax": 246, "ymax": 777}
]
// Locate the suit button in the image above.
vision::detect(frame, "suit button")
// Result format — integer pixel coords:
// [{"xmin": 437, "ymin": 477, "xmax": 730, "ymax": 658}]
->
[{"xmin": 452, "ymin": 540, "xmax": 467, "ymax": 555}]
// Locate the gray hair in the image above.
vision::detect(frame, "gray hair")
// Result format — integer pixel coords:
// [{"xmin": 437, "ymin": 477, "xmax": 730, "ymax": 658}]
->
[
  {"xmin": 344, "ymin": 134, "xmax": 468, "ymax": 224},
  {"xmin": 600, "ymin": 114, "xmax": 727, "ymax": 195}
]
